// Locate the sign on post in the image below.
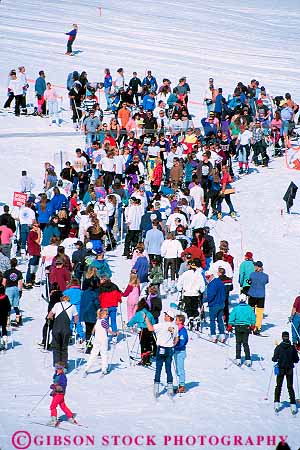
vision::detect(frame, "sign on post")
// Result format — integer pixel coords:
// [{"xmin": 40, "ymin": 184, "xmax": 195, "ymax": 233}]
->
[{"xmin": 13, "ymin": 192, "xmax": 28, "ymax": 207}]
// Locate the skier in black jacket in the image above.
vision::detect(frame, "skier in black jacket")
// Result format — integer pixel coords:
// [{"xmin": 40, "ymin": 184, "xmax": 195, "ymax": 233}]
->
[{"xmin": 272, "ymin": 331, "xmax": 299, "ymax": 414}]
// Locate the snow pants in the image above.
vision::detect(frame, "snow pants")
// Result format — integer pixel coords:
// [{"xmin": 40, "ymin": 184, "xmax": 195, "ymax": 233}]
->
[
  {"xmin": 52, "ymin": 308, "xmax": 71, "ymax": 366},
  {"xmin": 235, "ymin": 325, "xmax": 250, "ymax": 360},
  {"xmin": 183, "ymin": 295, "xmax": 199, "ymax": 319},
  {"xmin": 274, "ymin": 368, "xmax": 296, "ymax": 404},
  {"xmin": 85, "ymin": 339, "xmax": 108, "ymax": 373},
  {"xmin": 50, "ymin": 393, "xmax": 73, "ymax": 418}
]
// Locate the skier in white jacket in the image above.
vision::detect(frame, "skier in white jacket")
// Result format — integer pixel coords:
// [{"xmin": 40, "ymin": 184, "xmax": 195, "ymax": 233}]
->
[
  {"xmin": 177, "ymin": 260, "xmax": 205, "ymax": 320},
  {"xmin": 161, "ymin": 233, "xmax": 183, "ymax": 293},
  {"xmin": 84, "ymin": 309, "xmax": 109, "ymax": 377}
]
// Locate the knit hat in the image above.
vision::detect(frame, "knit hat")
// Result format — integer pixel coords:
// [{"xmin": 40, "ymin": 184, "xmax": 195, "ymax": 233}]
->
[
  {"xmin": 282, "ymin": 331, "xmax": 289, "ymax": 341},
  {"xmin": 245, "ymin": 251, "xmax": 253, "ymax": 259},
  {"xmin": 254, "ymin": 261, "xmax": 263, "ymax": 268},
  {"xmin": 55, "ymin": 362, "xmax": 65, "ymax": 370}
]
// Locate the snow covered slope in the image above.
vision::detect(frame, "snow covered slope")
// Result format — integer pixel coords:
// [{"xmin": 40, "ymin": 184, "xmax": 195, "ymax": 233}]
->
[{"xmin": 0, "ymin": 1, "xmax": 300, "ymax": 449}]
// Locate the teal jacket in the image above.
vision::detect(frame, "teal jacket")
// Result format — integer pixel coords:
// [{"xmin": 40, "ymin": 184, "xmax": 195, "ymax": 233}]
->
[
  {"xmin": 229, "ymin": 302, "xmax": 256, "ymax": 326},
  {"xmin": 127, "ymin": 308, "xmax": 155, "ymax": 329},
  {"xmin": 239, "ymin": 260, "xmax": 255, "ymax": 287}
]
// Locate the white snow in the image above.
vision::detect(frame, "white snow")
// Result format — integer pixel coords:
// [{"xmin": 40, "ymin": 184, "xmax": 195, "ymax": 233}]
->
[{"xmin": 0, "ymin": 1, "xmax": 300, "ymax": 449}]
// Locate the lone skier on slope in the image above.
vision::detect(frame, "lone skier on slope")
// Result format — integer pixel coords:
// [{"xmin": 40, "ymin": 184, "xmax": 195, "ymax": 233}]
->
[{"xmin": 65, "ymin": 24, "xmax": 78, "ymax": 56}]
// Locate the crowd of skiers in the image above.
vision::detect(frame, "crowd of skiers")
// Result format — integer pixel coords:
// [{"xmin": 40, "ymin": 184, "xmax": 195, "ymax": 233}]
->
[{"xmin": 0, "ymin": 68, "xmax": 300, "ymax": 424}]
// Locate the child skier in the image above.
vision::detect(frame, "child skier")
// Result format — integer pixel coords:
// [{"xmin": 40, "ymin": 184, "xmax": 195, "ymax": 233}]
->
[
  {"xmin": 48, "ymin": 362, "xmax": 76, "ymax": 426},
  {"xmin": 0, "ymin": 285, "xmax": 11, "ymax": 350},
  {"xmin": 84, "ymin": 308, "xmax": 109, "ymax": 377},
  {"xmin": 228, "ymin": 294, "xmax": 256, "ymax": 366},
  {"xmin": 174, "ymin": 314, "xmax": 189, "ymax": 393},
  {"xmin": 65, "ymin": 24, "xmax": 78, "ymax": 55},
  {"xmin": 122, "ymin": 272, "xmax": 140, "ymax": 322},
  {"xmin": 272, "ymin": 331, "xmax": 299, "ymax": 414}
]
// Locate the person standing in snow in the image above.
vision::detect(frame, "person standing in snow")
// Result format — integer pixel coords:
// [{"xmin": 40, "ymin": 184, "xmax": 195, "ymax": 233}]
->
[
  {"xmin": 247, "ymin": 260, "xmax": 269, "ymax": 336},
  {"xmin": 238, "ymin": 251, "xmax": 255, "ymax": 296},
  {"xmin": 272, "ymin": 331, "xmax": 299, "ymax": 415},
  {"xmin": 122, "ymin": 272, "xmax": 140, "ymax": 321},
  {"xmin": 127, "ymin": 298, "xmax": 156, "ymax": 366},
  {"xmin": 0, "ymin": 285, "xmax": 11, "ymax": 350},
  {"xmin": 7, "ymin": 70, "xmax": 24, "ymax": 116},
  {"xmin": 84, "ymin": 308, "xmax": 110, "ymax": 376},
  {"xmin": 65, "ymin": 24, "xmax": 78, "ymax": 55},
  {"xmin": 228, "ymin": 294, "xmax": 256, "ymax": 366},
  {"xmin": 144, "ymin": 309, "xmax": 178, "ymax": 397},
  {"xmin": 48, "ymin": 295, "xmax": 78, "ymax": 367},
  {"xmin": 174, "ymin": 314, "xmax": 189, "ymax": 393},
  {"xmin": 177, "ymin": 260, "xmax": 205, "ymax": 322},
  {"xmin": 48, "ymin": 362, "xmax": 76, "ymax": 426},
  {"xmin": 204, "ymin": 270, "xmax": 226, "ymax": 343},
  {"xmin": 288, "ymin": 295, "xmax": 300, "ymax": 351}
]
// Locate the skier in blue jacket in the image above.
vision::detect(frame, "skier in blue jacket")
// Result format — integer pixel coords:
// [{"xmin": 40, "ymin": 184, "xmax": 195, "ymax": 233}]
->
[
  {"xmin": 63, "ymin": 278, "xmax": 84, "ymax": 341},
  {"xmin": 204, "ymin": 270, "xmax": 226, "ymax": 342},
  {"xmin": 174, "ymin": 314, "xmax": 189, "ymax": 393},
  {"xmin": 65, "ymin": 24, "xmax": 78, "ymax": 55}
]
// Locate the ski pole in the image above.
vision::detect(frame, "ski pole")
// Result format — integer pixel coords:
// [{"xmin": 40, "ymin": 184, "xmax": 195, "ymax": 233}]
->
[
  {"xmin": 119, "ymin": 304, "xmax": 131, "ymax": 364},
  {"xmin": 295, "ymin": 365, "xmax": 300, "ymax": 404},
  {"xmin": 45, "ymin": 320, "xmax": 51, "ymax": 351},
  {"xmin": 76, "ymin": 335, "xmax": 94, "ymax": 371},
  {"xmin": 264, "ymin": 367, "xmax": 274, "ymax": 401},
  {"xmin": 26, "ymin": 389, "xmax": 51, "ymax": 416}
]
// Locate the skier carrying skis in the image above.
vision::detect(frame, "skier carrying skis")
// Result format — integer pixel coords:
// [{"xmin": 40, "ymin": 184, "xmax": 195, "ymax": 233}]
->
[
  {"xmin": 65, "ymin": 24, "xmax": 78, "ymax": 55},
  {"xmin": 272, "ymin": 331, "xmax": 299, "ymax": 415},
  {"xmin": 144, "ymin": 309, "xmax": 178, "ymax": 398},
  {"xmin": 227, "ymin": 294, "xmax": 256, "ymax": 366},
  {"xmin": 0, "ymin": 285, "xmax": 11, "ymax": 350},
  {"xmin": 84, "ymin": 308, "xmax": 110, "ymax": 377},
  {"xmin": 48, "ymin": 362, "xmax": 76, "ymax": 426}
]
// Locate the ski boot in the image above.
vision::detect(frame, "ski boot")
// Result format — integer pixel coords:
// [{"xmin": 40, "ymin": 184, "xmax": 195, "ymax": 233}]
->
[
  {"xmin": 111, "ymin": 335, "xmax": 118, "ymax": 345},
  {"xmin": 47, "ymin": 416, "xmax": 58, "ymax": 427},
  {"xmin": 274, "ymin": 402, "xmax": 280, "ymax": 413},
  {"xmin": 218, "ymin": 334, "xmax": 226, "ymax": 343},
  {"xmin": 188, "ymin": 317, "xmax": 194, "ymax": 331},
  {"xmin": 68, "ymin": 417, "xmax": 78, "ymax": 424},
  {"xmin": 195, "ymin": 316, "xmax": 201, "ymax": 332},
  {"xmin": 177, "ymin": 385, "xmax": 186, "ymax": 394},
  {"xmin": 217, "ymin": 212, "xmax": 222, "ymax": 220},
  {"xmin": 245, "ymin": 359, "xmax": 252, "ymax": 367},
  {"xmin": 234, "ymin": 359, "xmax": 242, "ymax": 366},
  {"xmin": 291, "ymin": 404, "xmax": 297, "ymax": 415},
  {"xmin": 153, "ymin": 382, "xmax": 160, "ymax": 399},
  {"xmin": 230, "ymin": 211, "xmax": 236, "ymax": 219},
  {"xmin": 210, "ymin": 335, "xmax": 218, "ymax": 343},
  {"xmin": 167, "ymin": 383, "xmax": 174, "ymax": 398},
  {"xmin": 2, "ymin": 336, "xmax": 8, "ymax": 350},
  {"xmin": 238, "ymin": 168, "xmax": 244, "ymax": 175}
]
